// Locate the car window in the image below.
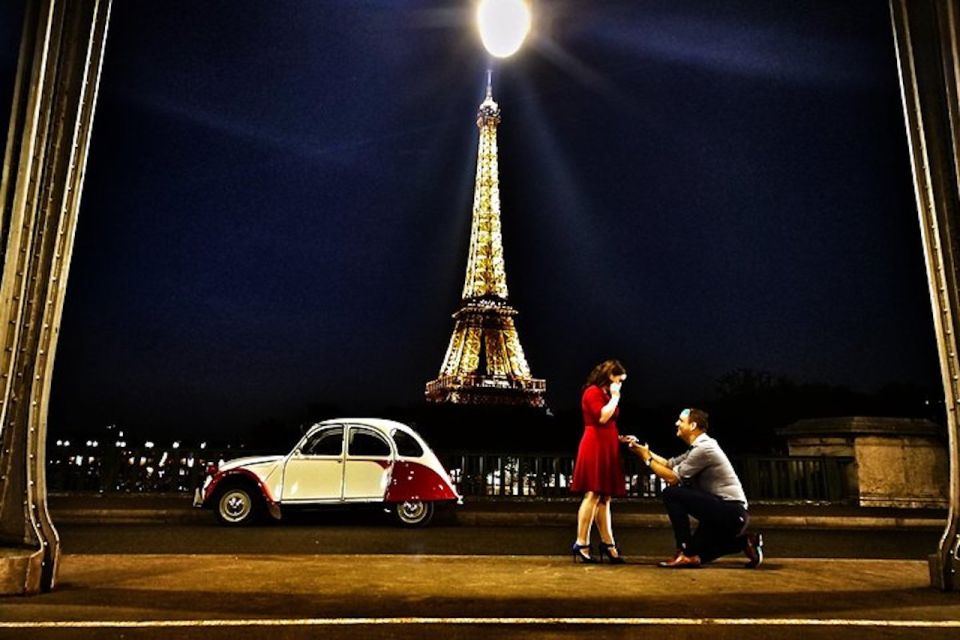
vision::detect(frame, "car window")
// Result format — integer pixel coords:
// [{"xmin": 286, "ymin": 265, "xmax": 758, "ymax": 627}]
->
[
  {"xmin": 391, "ymin": 429, "xmax": 424, "ymax": 457},
  {"xmin": 301, "ymin": 427, "xmax": 343, "ymax": 456},
  {"xmin": 347, "ymin": 428, "xmax": 391, "ymax": 457}
]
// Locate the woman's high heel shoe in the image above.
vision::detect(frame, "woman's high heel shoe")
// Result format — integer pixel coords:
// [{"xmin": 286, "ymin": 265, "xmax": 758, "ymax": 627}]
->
[
  {"xmin": 598, "ymin": 542, "xmax": 626, "ymax": 564},
  {"xmin": 571, "ymin": 543, "xmax": 597, "ymax": 563}
]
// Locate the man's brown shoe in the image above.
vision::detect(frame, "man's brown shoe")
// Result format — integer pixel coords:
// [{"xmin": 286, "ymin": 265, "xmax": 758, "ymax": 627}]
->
[
  {"xmin": 658, "ymin": 553, "xmax": 701, "ymax": 568},
  {"xmin": 744, "ymin": 532, "xmax": 764, "ymax": 568}
]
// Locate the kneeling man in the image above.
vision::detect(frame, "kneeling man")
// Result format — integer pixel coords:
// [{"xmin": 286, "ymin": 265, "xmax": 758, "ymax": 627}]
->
[{"xmin": 626, "ymin": 408, "xmax": 763, "ymax": 568}]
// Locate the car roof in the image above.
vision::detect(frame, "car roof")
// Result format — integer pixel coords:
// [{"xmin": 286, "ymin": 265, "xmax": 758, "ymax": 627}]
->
[{"xmin": 312, "ymin": 418, "xmax": 419, "ymax": 438}]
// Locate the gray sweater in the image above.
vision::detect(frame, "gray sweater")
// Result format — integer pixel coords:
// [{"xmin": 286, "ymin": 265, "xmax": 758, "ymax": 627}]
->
[{"xmin": 667, "ymin": 433, "xmax": 748, "ymax": 508}]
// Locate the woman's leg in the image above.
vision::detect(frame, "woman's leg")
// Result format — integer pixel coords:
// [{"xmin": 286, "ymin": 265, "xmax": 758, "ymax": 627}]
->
[
  {"xmin": 594, "ymin": 498, "xmax": 623, "ymax": 559},
  {"xmin": 576, "ymin": 491, "xmax": 599, "ymax": 544},
  {"xmin": 594, "ymin": 498, "xmax": 615, "ymax": 545}
]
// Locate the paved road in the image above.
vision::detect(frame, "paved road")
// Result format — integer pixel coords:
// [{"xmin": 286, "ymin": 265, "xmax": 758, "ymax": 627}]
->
[
  {"xmin": 56, "ymin": 519, "xmax": 941, "ymax": 559},
  {"xmin": 1, "ymin": 503, "xmax": 954, "ymax": 639},
  {"xmin": 1, "ymin": 519, "xmax": 957, "ymax": 640},
  {"xmin": 2, "ymin": 553, "xmax": 958, "ymax": 640}
]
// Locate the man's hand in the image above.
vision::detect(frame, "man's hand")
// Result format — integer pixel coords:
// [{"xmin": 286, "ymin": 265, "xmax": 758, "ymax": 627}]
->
[
  {"xmin": 618, "ymin": 434, "xmax": 638, "ymax": 444},
  {"xmin": 631, "ymin": 442, "xmax": 651, "ymax": 459}
]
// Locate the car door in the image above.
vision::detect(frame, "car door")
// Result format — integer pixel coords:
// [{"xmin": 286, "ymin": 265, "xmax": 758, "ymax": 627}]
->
[
  {"xmin": 342, "ymin": 425, "xmax": 393, "ymax": 500},
  {"xmin": 281, "ymin": 425, "xmax": 344, "ymax": 502}
]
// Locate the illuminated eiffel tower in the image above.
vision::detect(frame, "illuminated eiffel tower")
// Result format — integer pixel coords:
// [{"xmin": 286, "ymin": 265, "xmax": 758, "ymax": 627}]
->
[{"xmin": 425, "ymin": 74, "xmax": 546, "ymax": 407}]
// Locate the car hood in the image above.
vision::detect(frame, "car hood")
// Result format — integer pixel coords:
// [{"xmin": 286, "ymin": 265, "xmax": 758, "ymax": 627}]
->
[{"xmin": 219, "ymin": 455, "xmax": 284, "ymax": 472}]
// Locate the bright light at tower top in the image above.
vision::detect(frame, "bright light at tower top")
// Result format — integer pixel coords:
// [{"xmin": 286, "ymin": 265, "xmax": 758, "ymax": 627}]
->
[{"xmin": 477, "ymin": 0, "xmax": 531, "ymax": 58}]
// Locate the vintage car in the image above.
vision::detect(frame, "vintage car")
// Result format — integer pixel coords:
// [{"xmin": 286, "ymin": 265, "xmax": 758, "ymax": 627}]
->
[{"xmin": 194, "ymin": 418, "xmax": 459, "ymax": 526}]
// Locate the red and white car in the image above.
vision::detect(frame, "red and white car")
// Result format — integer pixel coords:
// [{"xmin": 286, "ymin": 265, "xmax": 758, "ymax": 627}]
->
[{"xmin": 194, "ymin": 418, "xmax": 460, "ymax": 527}]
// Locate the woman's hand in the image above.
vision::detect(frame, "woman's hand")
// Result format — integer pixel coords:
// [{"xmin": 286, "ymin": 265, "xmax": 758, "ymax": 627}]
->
[{"xmin": 609, "ymin": 381, "xmax": 622, "ymax": 397}]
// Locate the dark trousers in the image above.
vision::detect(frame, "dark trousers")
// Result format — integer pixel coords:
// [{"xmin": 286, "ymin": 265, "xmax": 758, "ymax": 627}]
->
[{"xmin": 662, "ymin": 485, "xmax": 748, "ymax": 562}]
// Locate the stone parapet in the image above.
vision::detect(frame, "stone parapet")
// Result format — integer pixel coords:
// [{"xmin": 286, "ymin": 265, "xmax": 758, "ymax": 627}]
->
[{"xmin": 780, "ymin": 417, "xmax": 948, "ymax": 508}]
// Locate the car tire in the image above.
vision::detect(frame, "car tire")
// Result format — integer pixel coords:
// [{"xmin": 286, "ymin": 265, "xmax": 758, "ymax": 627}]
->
[
  {"xmin": 393, "ymin": 500, "xmax": 434, "ymax": 527},
  {"xmin": 215, "ymin": 486, "xmax": 260, "ymax": 526}
]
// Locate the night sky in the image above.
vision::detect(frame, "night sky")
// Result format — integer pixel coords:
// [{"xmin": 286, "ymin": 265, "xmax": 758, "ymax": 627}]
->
[{"xmin": 0, "ymin": 1, "xmax": 941, "ymax": 441}]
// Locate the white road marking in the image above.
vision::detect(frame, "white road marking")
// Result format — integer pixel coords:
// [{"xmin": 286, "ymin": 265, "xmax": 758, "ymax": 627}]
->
[{"xmin": 0, "ymin": 618, "xmax": 958, "ymax": 628}]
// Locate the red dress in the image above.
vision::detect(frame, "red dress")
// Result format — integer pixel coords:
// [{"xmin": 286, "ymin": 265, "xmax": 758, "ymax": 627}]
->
[{"xmin": 570, "ymin": 385, "xmax": 625, "ymax": 497}]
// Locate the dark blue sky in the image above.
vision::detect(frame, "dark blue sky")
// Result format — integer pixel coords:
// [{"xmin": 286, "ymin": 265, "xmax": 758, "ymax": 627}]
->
[{"xmin": 0, "ymin": 1, "xmax": 940, "ymax": 439}]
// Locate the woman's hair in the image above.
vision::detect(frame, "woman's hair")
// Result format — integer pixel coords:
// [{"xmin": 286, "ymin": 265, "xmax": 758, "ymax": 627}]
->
[{"xmin": 584, "ymin": 359, "xmax": 626, "ymax": 390}]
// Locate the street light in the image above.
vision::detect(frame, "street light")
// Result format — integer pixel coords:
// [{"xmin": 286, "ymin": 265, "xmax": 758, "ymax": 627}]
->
[{"xmin": 477, "ymin": 0, "xmax": 530, "ymax": 58}]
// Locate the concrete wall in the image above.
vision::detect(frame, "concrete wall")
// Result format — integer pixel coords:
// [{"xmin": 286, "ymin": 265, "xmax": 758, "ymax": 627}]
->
[
  {"xmin": 854, "ymin": 436, "xmax": 948, "ymax": 508},
  {"xmin": 782, "ymin": 417, "xmax": 947, "ymax": 509}
]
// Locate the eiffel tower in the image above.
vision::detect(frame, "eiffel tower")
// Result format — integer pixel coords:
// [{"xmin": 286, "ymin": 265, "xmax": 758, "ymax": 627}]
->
[{"xmin": 425, "ymin": 74, "xmax": 546, "ymax": 408}]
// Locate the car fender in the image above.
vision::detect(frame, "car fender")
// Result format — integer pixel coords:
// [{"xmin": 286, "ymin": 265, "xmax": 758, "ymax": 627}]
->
[
  {"xmin": 204, "ymin": 468, "xmax": 281, "ymax": 519},
  {"xmin": 385, "ymin": 460, "xmax": 458, "ymax": 502}
]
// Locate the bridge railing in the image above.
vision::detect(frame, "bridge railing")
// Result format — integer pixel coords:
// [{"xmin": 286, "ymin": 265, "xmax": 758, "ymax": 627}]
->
[
  {"xmin": 46, "ymin": 446, "xmax": 855, "ymax": 504},
  {"xmin": 730, "ymin": 455, "xmax": 853, "ymax": 503},
  {"xmin": 46, "ymin": 446, "xmax": 256, "ymax": 493},
  {"xmin": 440, "ymin": 452, "xmax": 855, "ymax": 503}
]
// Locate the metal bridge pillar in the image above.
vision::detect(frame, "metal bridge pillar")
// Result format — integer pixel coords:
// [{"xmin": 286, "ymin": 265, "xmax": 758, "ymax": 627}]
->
[
  {"xmin": 891, "ymin": 0, "xmax": 960, "ymax": 591},
  {"xmin": 0, "ymin": 0, "xmax": 111, "ymax": 595}
]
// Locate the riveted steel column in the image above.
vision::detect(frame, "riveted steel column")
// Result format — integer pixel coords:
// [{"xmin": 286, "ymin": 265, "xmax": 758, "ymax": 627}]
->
[
  {"xmin": 890, "ymin": 0, "xmax": 960, "ymax": 591},
  {"xmin": 0, "ymin": 0, "xmax": 110, "ymax": 595}
]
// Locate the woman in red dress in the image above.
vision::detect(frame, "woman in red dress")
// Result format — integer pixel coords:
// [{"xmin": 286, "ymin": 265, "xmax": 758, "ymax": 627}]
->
[{"xmin": 571, "ymin": 359, "xmax": 629, "ymax": 563}]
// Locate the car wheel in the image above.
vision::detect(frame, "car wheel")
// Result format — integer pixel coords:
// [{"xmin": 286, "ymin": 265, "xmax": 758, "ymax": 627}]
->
[
  {"xmin": 393, "ymin": 500, "xmax": 434, "ymax": 527},
  {"xmin": 216, "ymin": 487, "xmax": 259, "ymax": 526}
]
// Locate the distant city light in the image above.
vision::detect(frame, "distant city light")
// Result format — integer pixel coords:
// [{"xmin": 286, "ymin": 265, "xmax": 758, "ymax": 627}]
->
[
  {"xmin": 56, "ymin": 440, "xmax": 62, "ymax": 446},
  {"xmin": 64, "ymin": 440, "xmax": 70, "ymax": 447},
  {"xmin": 200, "ymin": 442, "xmax": 207, "ymax": 449},
  {"xmin": 172, "ymin": 441, "xmax": 180, "ymax": 449},
  {"xmin": 145, "ymin": 441, "xmax": 154, "ymax": 449},
  {"xmin": 477, "ymin": 0, "xmax": 531, "ymax": 58}
]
